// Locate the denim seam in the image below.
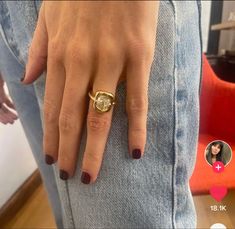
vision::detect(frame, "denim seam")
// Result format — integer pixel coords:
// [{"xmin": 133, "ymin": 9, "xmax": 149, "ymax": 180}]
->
[
  {"xmin": 170, "ymin": 1, "xmax": 176, "ymax": 228},
  {"xmin": 172, "ymin": 2, "xmax": 201, "ymax": 228},
  {"xmin": 65, "ymin": 181, "xmax": 76, "ymax": 228},
  {"xmin": 197, "ymin": 0, "xmax": 203, "ymax": 96}
]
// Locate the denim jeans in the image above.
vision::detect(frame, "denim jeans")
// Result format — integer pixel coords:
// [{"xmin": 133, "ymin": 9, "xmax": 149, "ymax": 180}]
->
[
  {"xmin": 0, "ymin": 1, "xmax": 202, "ymax": 228},
  {"xmin": 0, "ymin": 2, "xmax": 63, "ymax": 228}
]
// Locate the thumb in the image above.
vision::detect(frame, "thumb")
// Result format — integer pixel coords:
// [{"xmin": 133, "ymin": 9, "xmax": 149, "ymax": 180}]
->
[{"xmin": 22, "ymin": 2, "xmax": 48, "ymax": 85}]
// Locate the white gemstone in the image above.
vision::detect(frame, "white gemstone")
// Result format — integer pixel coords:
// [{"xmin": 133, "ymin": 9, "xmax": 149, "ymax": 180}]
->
[{"xmin": 96, "ymin": 95, "xmax": 112, "ymax": 111}]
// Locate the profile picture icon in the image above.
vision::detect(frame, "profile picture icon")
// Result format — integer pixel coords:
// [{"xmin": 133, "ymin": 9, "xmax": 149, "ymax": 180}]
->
[{"xmin": 205, "ymin": 140, "xmax": 232, "ymax": 166}]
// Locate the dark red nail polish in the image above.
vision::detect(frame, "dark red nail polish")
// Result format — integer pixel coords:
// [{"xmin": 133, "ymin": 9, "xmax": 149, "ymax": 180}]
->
[
  {"xmin": 81, "ymin": 172, "xmax": 91, "ymax": 184},
  {"xmin": 132, "ymin": 149, "xmax": 141, "ymax": 159},
  {"xmin": 60, "ymin": 170, "xmax": 69, "ymax": 180},
  {"xmin": 45, "ymin": 154, "xmax": 54, "ymax": 165}
]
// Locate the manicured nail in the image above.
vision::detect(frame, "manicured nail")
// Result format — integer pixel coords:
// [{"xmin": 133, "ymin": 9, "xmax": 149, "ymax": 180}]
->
[
  {"xmin": 132, "ymin": 149, "xmax": 141, "ymax": 159},
  {"xmin": 20, "ymin": 71, "xmax": 26, "ymax": 82},
  {"xmin": 45, "ymin": 154, "xmax": 54, "ymax": 165},
  {"xmin": 60, "ymin": 170, "xmax": 69, "ymax": 180},
  {"xmin": 81, "ymin": 172, "xmax": 91, "ymax": 184}
]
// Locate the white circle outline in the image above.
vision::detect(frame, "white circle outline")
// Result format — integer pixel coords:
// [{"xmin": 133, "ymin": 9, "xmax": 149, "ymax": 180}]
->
[{"xmin": 204, "ymin": 139, "xmax": 233, "ymax": 167}]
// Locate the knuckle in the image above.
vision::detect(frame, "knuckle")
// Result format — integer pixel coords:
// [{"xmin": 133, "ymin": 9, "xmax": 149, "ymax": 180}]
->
[
  {"xmin": 98, "ymin": 47, "xmax": 122, "ymax": 70},
  {"xmin": 127, "ymin": 97, "xmax": 148, "ymax": 114},
  {"xmin": 131, "ymin": 127, "xmax": 146, "ymax": 136},
  {"xmin": 87, "ymin": 115, "xmax": 110, "ymax": 133},
  {"xmin": 98, "ymin": 41, "xmax": 118, "ymax": 59},
  {"xmin": 48, "ymin": 39, "xmax": 64, "ymax": 61},
  {"xmin": 66, "ymin": 42, "xmax": 90, "ymax": 67},
  {"xmin": 59, "ymin": 153, "xmax": 72, "ymax": 164},
  {"xmin": 85, "ymin": 151, "xmax": 100, "ymax": 163},
  {"xmin": 44, "ymin": 99, "xmax": 58, "ymax": 124},
  {"xmin": 59, "ymin": 112, "xmax": 77, "ymax": 132},
  {"xmin": 128, "ymin": 38, "xmax": 154, "ymax": 63}
]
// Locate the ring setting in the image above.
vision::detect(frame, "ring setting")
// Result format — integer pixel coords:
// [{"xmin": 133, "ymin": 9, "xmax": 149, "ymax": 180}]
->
[{"xmin": 88, "ymin": 91, "xmax": 116, "ymax": 113}]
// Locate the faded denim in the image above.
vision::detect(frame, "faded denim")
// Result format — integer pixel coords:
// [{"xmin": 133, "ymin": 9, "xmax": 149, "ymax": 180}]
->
[
  {"xmin": 0, "ymin": 1, "xmax": 63, "ymax": 228},
  {"xmin": 0, "ymin": 0, "xmax": 202, "ymax": 228}
]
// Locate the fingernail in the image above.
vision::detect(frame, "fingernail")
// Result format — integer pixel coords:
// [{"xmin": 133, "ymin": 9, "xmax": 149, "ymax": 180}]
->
[
  {"xmin": 132, "ymin": 149, "xmax": 141, "ymax": 159},
  {"xmin": 60, "ymin": 170, "xmax": 69, "ymax": 180},
  {"xmin": 81, "ymin": 171, "xmax": 91, "ymax": 184},
  {"xmin": 45, "ymin": 154, "xmax": 54, "ymax": 165},
  {"xmin": 20, "ymin": 71, "xmax": 26, "ymax": 82}
]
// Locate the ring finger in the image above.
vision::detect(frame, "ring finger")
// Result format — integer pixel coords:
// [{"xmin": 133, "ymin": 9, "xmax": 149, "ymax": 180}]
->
[{"xmin": 81, "ymin": 51, "xmax": 124, "ymax": 184}]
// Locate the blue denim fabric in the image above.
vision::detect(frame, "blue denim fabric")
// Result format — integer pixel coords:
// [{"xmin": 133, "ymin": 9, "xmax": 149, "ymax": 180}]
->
[
  {"xmin": 0, "ymin": 1, "xmax": 202, "ymax": 228},
  {"xmin": 0, "ymin": 1, "xmax": 63, "ymax": 228}
]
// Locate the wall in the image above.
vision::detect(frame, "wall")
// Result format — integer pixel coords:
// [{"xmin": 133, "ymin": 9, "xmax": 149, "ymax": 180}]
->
[
  {"xmin": 219, "ymin": 1, "xmax": 235, "ymax": 53},
  {"xmin": 201, "ymin": 0, "xmax": 212, "ymax": 53},
  {"xmin": 0, "ymin": 97, "xmax": 37, "ymax": 209}
]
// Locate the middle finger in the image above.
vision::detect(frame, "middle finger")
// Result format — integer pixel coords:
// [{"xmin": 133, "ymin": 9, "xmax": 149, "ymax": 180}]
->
[{"xmin": 58, "ymin": 60, "xmax": 90, "ymax": 180}]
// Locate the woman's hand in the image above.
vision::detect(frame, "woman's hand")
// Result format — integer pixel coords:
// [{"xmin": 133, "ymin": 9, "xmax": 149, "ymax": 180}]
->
[
  {"xmin": 0, "ymin": 75, "xmax": 18, "ymax": 124},
  {"xmin": 22, "ymin": 1, "xmax": 159, "ymax": 184}
]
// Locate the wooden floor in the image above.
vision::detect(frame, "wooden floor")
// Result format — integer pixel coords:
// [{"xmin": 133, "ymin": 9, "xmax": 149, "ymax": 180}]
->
[
  {"xmin": 1, "ymin": 183, "xmax": 235, "ymax": 229},
  {"xmin": 2, "ymin": 184, "xmax": 56, "ymax": 229},
  {"xmin": 194, "ymin": 189, "xmax": 235, "ymax": 228}
]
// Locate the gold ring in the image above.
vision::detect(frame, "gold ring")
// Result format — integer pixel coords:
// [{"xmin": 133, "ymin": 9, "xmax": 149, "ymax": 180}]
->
[{"xmin": 88, "ymin": 90, "xmax": 116, "ymax": 113}]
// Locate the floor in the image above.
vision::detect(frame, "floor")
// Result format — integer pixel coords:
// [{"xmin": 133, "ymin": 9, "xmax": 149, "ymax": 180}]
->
[
  {"xmin": 2, "ymin": 182, "xmax": 234, "ymax": 229},
  {"xmin": 2, "ymin": 183, "xmax": 56, "ymax": 229},
  {"xmin": 194, "ymin": 190, "xmax": 235, "ymax": 228}
]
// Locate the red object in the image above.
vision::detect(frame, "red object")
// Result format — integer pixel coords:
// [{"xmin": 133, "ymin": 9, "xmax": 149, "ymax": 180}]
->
[
  {"xmin": 209, "ymin": 186, "xmax": 228, "ymax": 202},
  {"xmin": 189, "ymin": 54, "xmax": 235, "ymax": 195},
  {"xmin": 212, "ymin": 161, "xmax": 224, "ymax": 173}
]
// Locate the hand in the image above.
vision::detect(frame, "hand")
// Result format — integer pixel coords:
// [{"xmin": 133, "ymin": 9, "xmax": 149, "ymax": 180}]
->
[
  {"xmin": 23, "ymin": 1, "xmax": 159, "ymax": 183},
  {"xmin": 0, "ymin": 75, "xmax": 18, "ymax": 124}
]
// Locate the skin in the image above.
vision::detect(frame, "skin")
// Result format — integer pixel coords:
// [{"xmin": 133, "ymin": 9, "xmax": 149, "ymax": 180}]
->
[
  {"xmin": 211, "ymin": 144, "xmax": 221, "ymax": 156},
  {"xmin": 22, "ymin": 1, "xmax": 160, "ymax": 184},
  {"xmin": 0, "ymin": 74, "xmax": 18, "ymax": 125}
]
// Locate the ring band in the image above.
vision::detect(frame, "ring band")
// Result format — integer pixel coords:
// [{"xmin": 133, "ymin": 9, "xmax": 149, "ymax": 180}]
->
[{"xmin": 88, "ymin": 90, "xmax": 116, "ymax": 113}]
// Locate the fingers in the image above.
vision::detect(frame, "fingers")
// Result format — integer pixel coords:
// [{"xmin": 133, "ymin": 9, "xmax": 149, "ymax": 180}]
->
[
  {"xmin": 81, "ymin": 91, "xmax": 115, "ymax": 184},
  {"xmin": 57, "ymin": 65, "xmax": 90, "ymax": 180},
  {"xmin": 43, "ymin": 57, "xmax": 66, "ymax": 165},
  {"xmin": 0, "ymin": 104, "xmax": 18, "ymax": 124},
  {"xmin": 81, "ymin": 54, "xmax": 122, "ymax": 184},
  {"xmin": 23, "ymin": 2, "xmax": 48, "ymax": 84},
  {"xmin": 0, "ymin": 113, "xmax": 8, "ymax": 125},
  {"xmin": 126, "ymin": 57, "xmax": 152, "ymax": 159},
  {"xmin": 1, "ymin": 104, "xmax": 18, "ymax": 120}
]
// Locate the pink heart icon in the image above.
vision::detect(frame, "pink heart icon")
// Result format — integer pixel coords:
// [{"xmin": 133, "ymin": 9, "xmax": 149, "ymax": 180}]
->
[{"xmin": 210, "ymin": 186, "xmax": 228, "ymax": 202}]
